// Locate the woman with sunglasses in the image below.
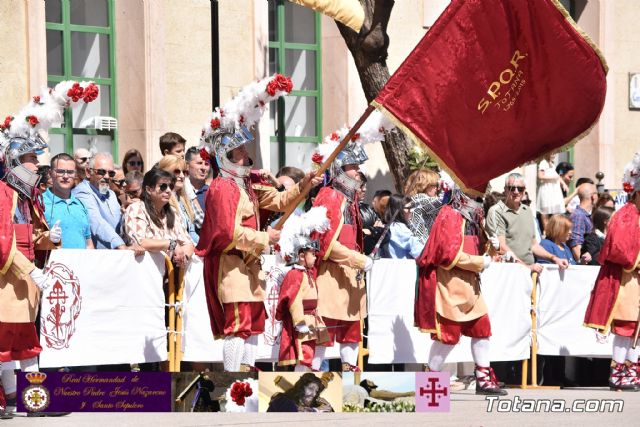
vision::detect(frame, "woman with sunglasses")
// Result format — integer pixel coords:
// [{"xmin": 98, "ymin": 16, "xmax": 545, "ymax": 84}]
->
[
  {"xmin": 122, "ymin": 168, "xmax": 194, "ymax": 267},
  {"xmin": 158, "ymin": 155, "xmax": 202, "ymax": 244},
  {"xmin": 122, "ymin": 149, "xmax": 145, "ymax": 175}
]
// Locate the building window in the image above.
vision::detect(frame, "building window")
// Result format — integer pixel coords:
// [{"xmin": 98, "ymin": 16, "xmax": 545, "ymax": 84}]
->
[
  {"xmin": 45, "ymin": 0, "xmax": 117, "ymax": 158},
  {"xmin": 268, "ymin": 0, "xmax": 322, "ymax": 170}
]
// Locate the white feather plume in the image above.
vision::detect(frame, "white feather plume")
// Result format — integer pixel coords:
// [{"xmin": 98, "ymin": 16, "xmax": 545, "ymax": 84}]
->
[
  {"xmin": 277, "ymin": 206, "xmax": 330, "ymax": 260},
  {"xmin": 1, "ymin": 80, "xmax": 99, "ymax": 163},
  {"xmin": 201, "ymin": 74, "xmax": 293, "ymax": 142},
  {"xmin": 312, "ymin": 109, "xmax": 395, "ymax": 166},
  {"xmin": 623, "ymin": 151, "xmax": 640, "ymax": 193}
]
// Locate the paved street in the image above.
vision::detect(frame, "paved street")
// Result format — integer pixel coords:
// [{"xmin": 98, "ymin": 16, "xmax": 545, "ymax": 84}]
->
[{"xmin": 4, "ymin": 387, "xmax": 639, "ymax": 426}]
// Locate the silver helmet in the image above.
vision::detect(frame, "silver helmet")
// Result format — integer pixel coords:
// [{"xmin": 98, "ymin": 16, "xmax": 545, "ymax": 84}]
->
[
  {"xmin": 284, "ymin": 236, "xmax": 320, "ymax": 265},
  {"xmin": 331, "ymin": 140, "xmax": 368, "ymax": 200},
  {"xmin": 208, "ymin": 125, "xmax": 254, "ymax": 179},
  {"xmin": 1, "ymin": 134, "xmax": 47, "ymax": 198}
]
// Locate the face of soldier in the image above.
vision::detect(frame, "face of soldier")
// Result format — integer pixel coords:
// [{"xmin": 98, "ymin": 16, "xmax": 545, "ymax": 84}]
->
[
  {"xmin": 342, "ymin": 164, "xmax": 361, "ymax": 180},
  {"xmin": 300, "ymin": 249, "xmax": 317, "ymax": 269},
  {"xmin": 229, "ymin": 145, "xmax": 251, "ymax": 166},
  {"xmin": 19, "ymin": 153, "xmax": 39, "ymax": 172}
]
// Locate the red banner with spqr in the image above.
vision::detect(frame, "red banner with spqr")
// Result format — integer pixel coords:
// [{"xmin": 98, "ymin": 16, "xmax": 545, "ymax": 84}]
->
[{"xmin": 373, "ymin": 0, "xmax": 607, "ymax": 194}]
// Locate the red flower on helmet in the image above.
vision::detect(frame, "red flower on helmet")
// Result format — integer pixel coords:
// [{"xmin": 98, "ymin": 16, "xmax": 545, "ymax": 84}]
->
[
  {"xmin": 82, "ymin": 84, "xmax": 99, "ymax": 103},
  {"xmin": 312, "ymin": 153, "xmax": 324, "ymax": 164},
  {"xmin": 199, "ymin": 148, "xmax": 210, "ymax": 162},
  {"xmin": 623, "ymin": 181, "xmax": 634, "ymax": 194},
  {"xmin": 210, "ymin": 118, "xmax": 220, "ymax": 129},
  {"xmin": 266, "ymin": 74, "xmax": 293, "ymax": 96},
  {"xmin": 273, "ymin": 243, "xmax": 281, "ymax": 253},
  {"xmin": 330, "ymin": 132, "xmax": 340, "ymax": 142},
  {"xmin": 33, "ymin": 96, "xmax": 41, "ymax": 104},
  {"xmin": 0, "ymin": 116, "xmax": 12, "ymax": 130},
  {"xmin": 230, "ymin": 381, "xmax": 253, "ymax": 406},
  {"xmin": 27, "ymin": 115, "xmax": 39, "ymax": 126},
  {"xmin": 67, "ymin": 83, "xmax": 84, "ymax": 102},
  {"xmin": 351, "ymin": 133, "xmax": 360, "ymax": 142}
]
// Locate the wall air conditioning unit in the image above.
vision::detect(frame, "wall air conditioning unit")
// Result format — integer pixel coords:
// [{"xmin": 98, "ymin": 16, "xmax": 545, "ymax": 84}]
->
[{"xmin": 81, "ymin": 116, "xmax": 118, "ymax": 131}]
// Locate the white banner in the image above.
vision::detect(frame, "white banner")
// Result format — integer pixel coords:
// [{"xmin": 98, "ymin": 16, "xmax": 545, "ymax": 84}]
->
[
  {"xmin": 536, "ymin": 265, "xmax": 610, "ymax": 357},
  {"xmin": 39, "ymin": 250, "xmax": 168, "ymax": 368},
  {"xmin": 367, "ymin": 260, "xmax": 533, "ymax": 364},
  {"xmin": 181, "ymin": 255, "xmax": 341, "ymax": 362}
]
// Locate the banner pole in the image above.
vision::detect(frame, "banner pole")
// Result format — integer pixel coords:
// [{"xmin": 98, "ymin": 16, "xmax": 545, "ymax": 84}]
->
[
  {"xmin": 166, "ymin": 257, "xmax": 176, "ymax": 372},
  {"xmin": 175, "ymin": 267, "xmax": 186, "ymax": 370},
  {"xmin": 523, "ymin": 271, "xmax": 559, "ymax": 389},
  {"xmin": 274, "ymin": 105, "xmax": 375, "ymax": 230}
]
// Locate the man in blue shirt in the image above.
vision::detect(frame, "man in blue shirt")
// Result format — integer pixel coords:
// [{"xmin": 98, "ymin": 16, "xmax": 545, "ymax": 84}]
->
[
  {"xmin": 185, "ymin": 147, "xmax": 210, "ymax": 211},
  {"xmin": 568, "ymin": 183, "xmax": 597, "ymax": 261},
  {"xmin": 72, "ymin": 152, "xmax": 130, "ymax": 250},
  {"xmin": 43, "ymin": 153, "xmax": 93, "ymax": 249}
]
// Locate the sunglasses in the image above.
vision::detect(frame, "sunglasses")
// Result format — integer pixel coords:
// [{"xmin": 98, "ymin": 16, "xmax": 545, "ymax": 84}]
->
[
  {"xmin": 114, "ymin": 179, "xmax": 126, "ymax": 187},
  {"xmin": 125, "ymin": 190, "xmax": 140, "ymax": 199},
  {"xmin": 76, "ymin": 157, "xmax": 89, "ymax": 162},
  {"xmin": 173, "ymin": 169, "xmax": 189, "ymax": 176},
  {"xmin": 158, "ymin": 183, "xmax": 175, "ymax": 192},
  {"xmin": 54, "ymin": 169, "xmax": 76, "ymax": 176},
  {"xmin": 128, "ymin": 161, "xmax": 143, "ymax": 167},
  {"xmin": 507, "ymin": 186, "xmax": 526, "ymax": 193},
  {"xmin": 92, "ymin": 168, "xmax": 116, "ymax": 178}
]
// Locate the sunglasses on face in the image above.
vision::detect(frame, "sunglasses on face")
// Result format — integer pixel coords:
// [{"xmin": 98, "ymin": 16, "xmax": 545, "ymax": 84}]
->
[
  {"xmin": 114, "ymin": 179, "xmax": 126, "ymax": 187},
  {"xmin": 125, "ymin": 190, "xmax": 140, "ymax": 199},
  {"xmin": 92, "ymin": 168, "xmax": 116, "ymax": 178},
  {"xmin": 54, "ymin": 169, "xmax": 76, "ymax": 177},
  {"xmin": 173, "ymin": 169, "xmax": 188, "ymax": 176},
  {"xmin": 76, "ymin": 157, "xmax": 89, "ymax": 162},
  {"xmin": 128, "ymin": 161, "xmax": 143, "ymax": 167},
  {"xmin": 507, "ymin": 186, "xmax": 526, "ymax": 193},
  {"xmin": 157, "ymin": 183, "xmax": 175, "ymax": 192}
]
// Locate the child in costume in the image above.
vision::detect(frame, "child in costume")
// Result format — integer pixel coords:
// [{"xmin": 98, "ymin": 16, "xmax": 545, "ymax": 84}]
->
[{"xmin": 276, "ymin": 207, "xmax": 330, "ymax": 371}]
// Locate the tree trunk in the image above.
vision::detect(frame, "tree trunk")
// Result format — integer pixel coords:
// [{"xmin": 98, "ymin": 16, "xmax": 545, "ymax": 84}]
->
[{"xmin": 336, "ymin": 0, "xmax": 413, "ymax": 192}]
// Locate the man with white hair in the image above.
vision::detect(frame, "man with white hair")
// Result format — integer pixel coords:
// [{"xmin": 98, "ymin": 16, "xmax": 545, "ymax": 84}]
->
[
  {"xmin": 72, "ymin": 152, "xmax": 129, "ymax": 250},
  {"xmin": 486, "ymin": 172, "xmax": 569, "ymax": 272}
]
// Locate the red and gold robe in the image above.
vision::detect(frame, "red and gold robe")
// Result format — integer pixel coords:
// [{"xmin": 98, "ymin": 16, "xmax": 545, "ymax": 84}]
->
[
  {"xmin": 0, "ymin": 181, "xmax": 56, "ymax": 362},
  {"xmin": 313, "ymin": 186, "xmax": 367, "ymax": 322},
  {"xmin": 584, "ymin": 202, "xmax": 640, "ymax": 333},
  {"xmin": 276, "ymin": 265, "xmax": 327, "ymax": 367},
  {"xmin": 195, "ymin": 174, "xmax": 301, "ymax": 339},
  {"xmin": 415, "ymin": 205, "xmax": 487, "ymax": 340}
]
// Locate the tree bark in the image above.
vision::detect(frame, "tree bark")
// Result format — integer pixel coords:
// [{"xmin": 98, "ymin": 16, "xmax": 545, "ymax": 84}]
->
[{"xmin": 336, "ymin": 0, "xmax": 413, "ymax": 192}]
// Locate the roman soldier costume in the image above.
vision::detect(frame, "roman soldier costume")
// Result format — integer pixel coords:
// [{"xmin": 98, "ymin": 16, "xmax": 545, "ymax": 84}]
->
[
  {"xmin": 275, "ymin": 207, "xmax": 330, "ymax": 370},
  {"xmin": 415, "ymin": 188, "xmax": 506, "ymax": 395},
  {"xmin": 196, "ymin": 74, "xmax": 311, "ymax": 372},
  {"xmin": 584, "ymin": 151, "xmax": 640, "ymax": 391},
  {"xmin": 309, "ymin": 111, "xmax": 392, "ymax": 371},
  {"xmin": 0, "ymin": 81, "xmax": 98, "ymax": 415}
]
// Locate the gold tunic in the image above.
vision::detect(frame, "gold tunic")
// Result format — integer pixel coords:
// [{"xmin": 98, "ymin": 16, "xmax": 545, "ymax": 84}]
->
[
  {"xmin": 611, "ymin": 270, "xmax": 640, "ymax": 322},
  {"xmin": 316, "ymin": 239, "xmax": 367, "ymax": 321},
  {"xmin": 0, "ymin": 194, "xmax": 57, "ymax": 323},
  {"xmin": 218, "ymin": 183, "xmax": 300, "ymax": 304},
  {"xmin": 435, "ymin": 252, "xmax": 488, "ymax": 322}
]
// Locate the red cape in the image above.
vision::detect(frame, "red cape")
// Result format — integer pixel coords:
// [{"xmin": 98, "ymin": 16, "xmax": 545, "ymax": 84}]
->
[
  {"xmin": 313, "ymin": 186, "xmax": 363, "ymax": 259},
  {"xmin": 584, "ymin": 202, "xmax": 640, "ymax": 331},
  {"xmin": 195, "ymin": 177, "xmax": 240, "ymax": 338},
  {"xmin": 414, "ymin": 205, "xmax": 464, "ymax": 332},
  {"xmin": 0, "ymin": 181, "xmax": 17, "ymax": 272},
  {"xmin": 276, "ymin": 268, "xmax": 306, "ymax": 365}
]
